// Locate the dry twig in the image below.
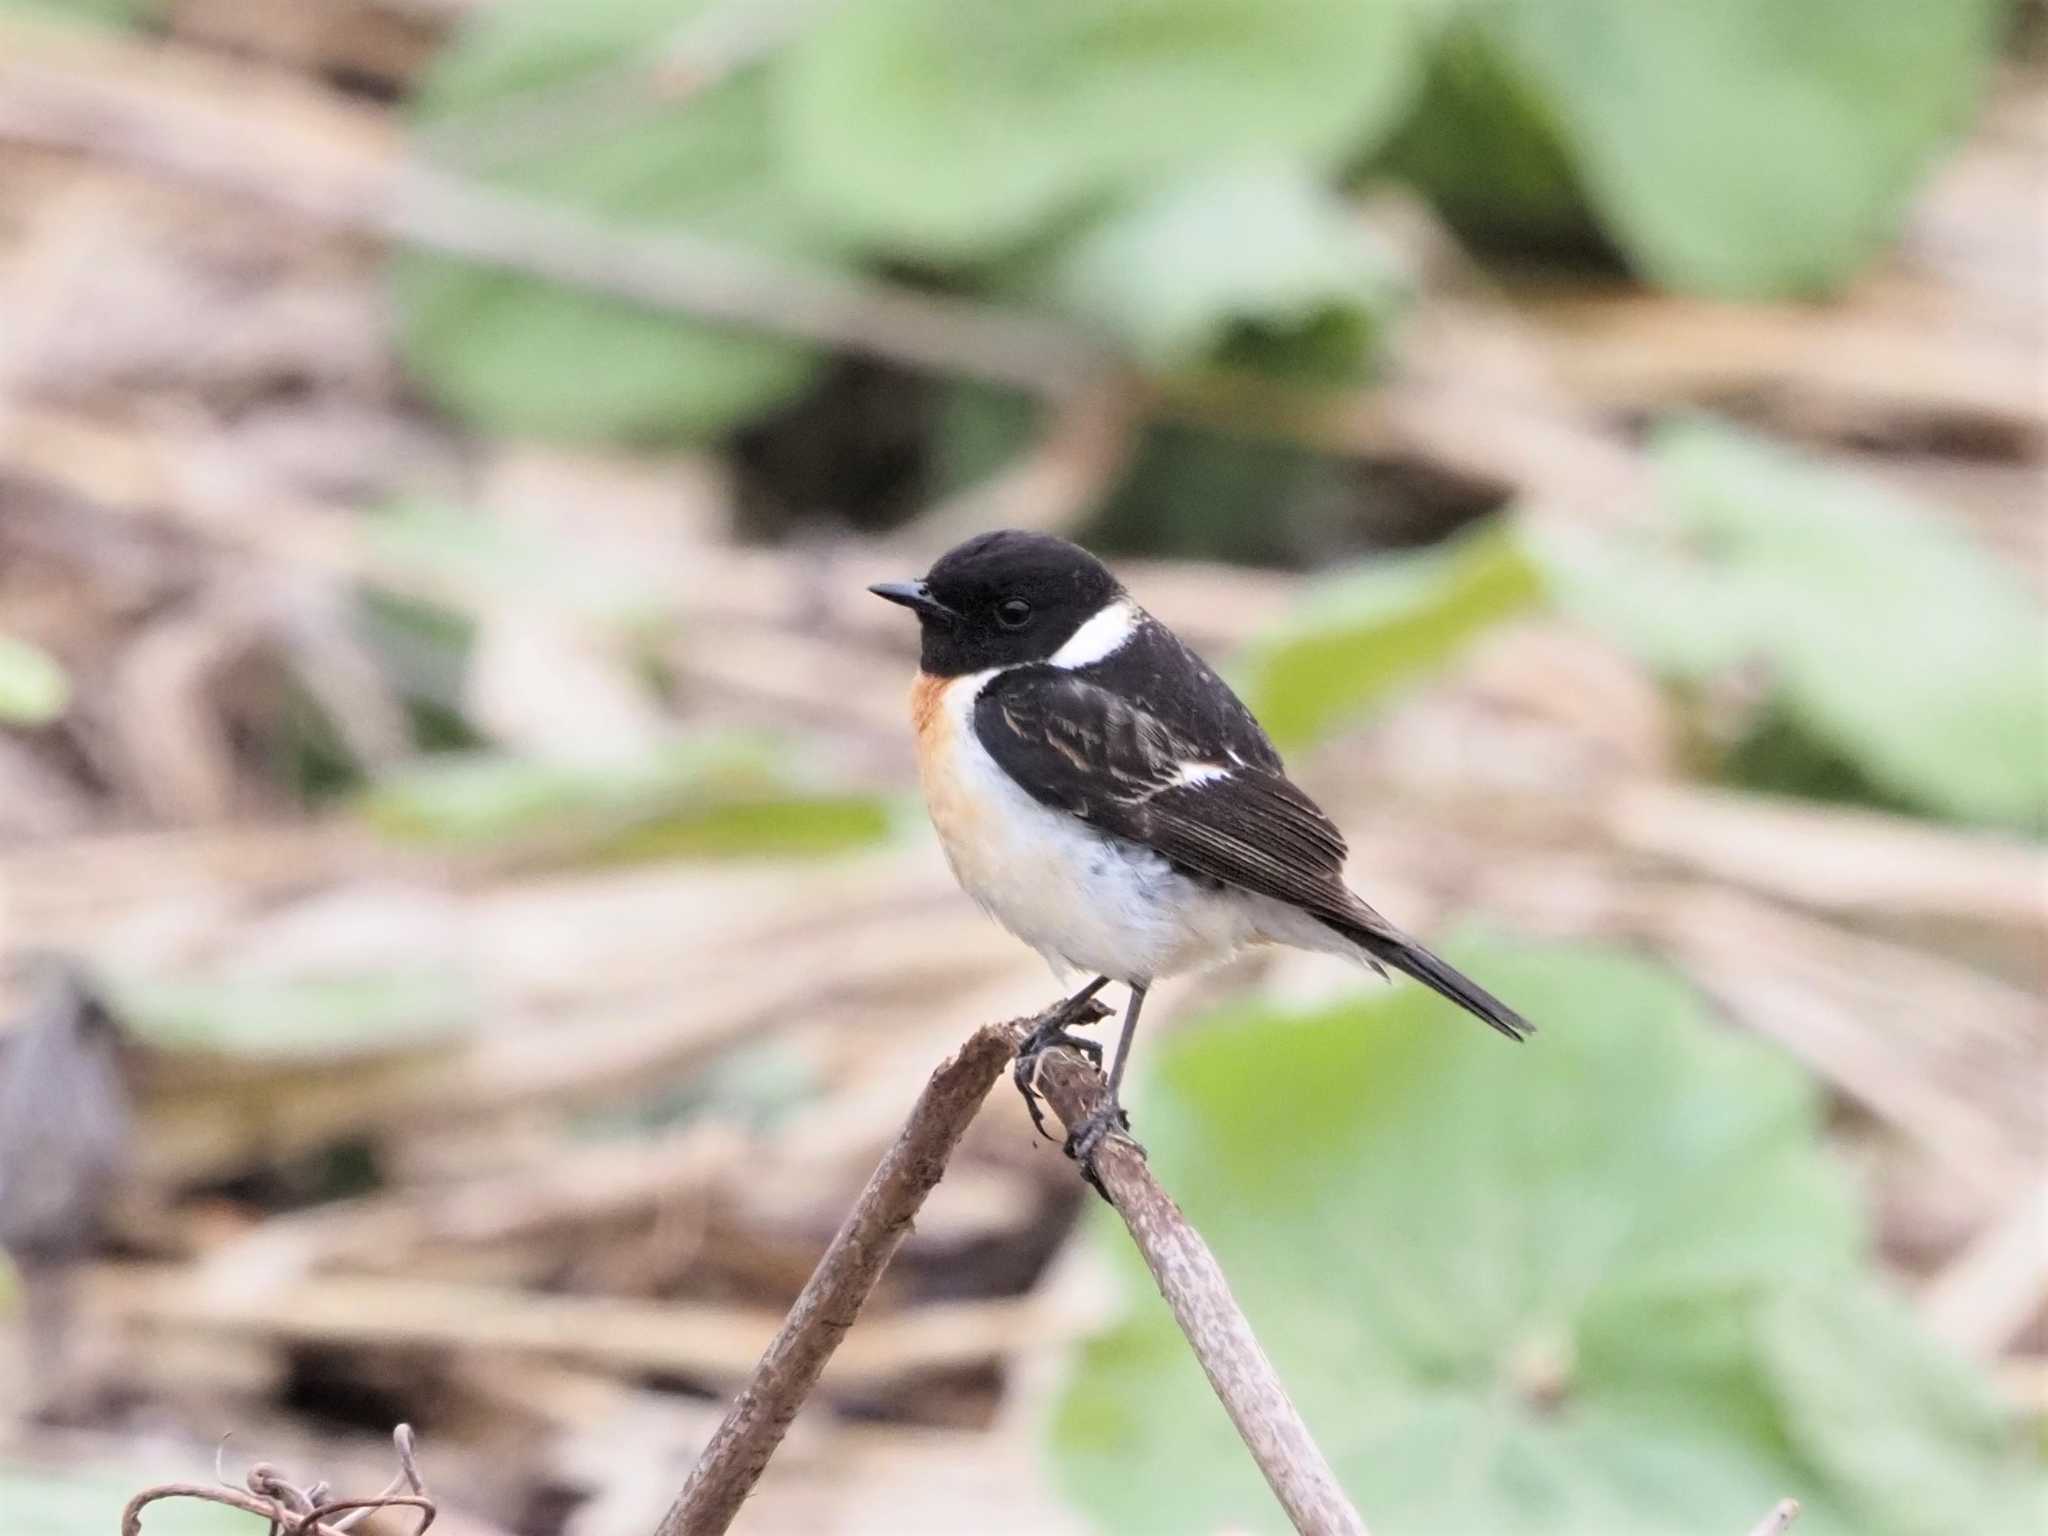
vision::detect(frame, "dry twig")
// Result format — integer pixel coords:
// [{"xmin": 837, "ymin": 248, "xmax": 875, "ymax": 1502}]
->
[
  {"xmin": 1021, "ymin": 1037, "xmax": 1370, "ymax": 1536},
  {"xmin": 658, "ymin": 1004, "xmax": 1366, "ymax": 1536},
  {"xmin": 0, "ymin": 37, "xmax": 1112, "ymax": 400},
  {"xmin": 0, "ymin": 16, "xmax": 1647, "ymax": 517},
  {"xmin": 123, "ymin": 1423, "xmax": 433, "ymax": 1536},
  {"xmin": 653, "ymin": 1002, "xmax": 1098, "ymax": 1534}
]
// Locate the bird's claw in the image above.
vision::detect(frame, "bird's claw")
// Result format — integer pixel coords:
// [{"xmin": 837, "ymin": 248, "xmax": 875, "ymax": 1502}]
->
[
  {"xmin": 1013, "ymin": 1001, "xmax": 1107, "ymax": 1143},
  {"xmin": 1064, "ymin": 1103, "xmax": 1136, "ymax": 1201}
]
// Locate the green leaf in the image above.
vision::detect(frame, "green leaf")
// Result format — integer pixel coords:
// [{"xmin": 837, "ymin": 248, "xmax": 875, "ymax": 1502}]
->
[
  {"xmin": 1237, "ymin": 519, "xmax": 1543, "ymax": 750},
  {"xmin": 1009, "ymin": 162, "xmax": 1406, "ymax": 379},
  {"xmin": 1378, "ymin": 21, "xmax": 1607, "ymax": 263},
  {"xmin": 1762, "ymin": 1283, "xmax": 2033, "ymax": 1536},
  {"xmin": 1052, "ymin": 936, "xmax": 2020, "ymax": 1535},
  {"xmin": 784, "ymin": 0, "xmax": 1436, "ymax": 261},
  {"xmin": 931, "ymin": 383, "xmax": 1375, "ymax": 569},
  {"xmin": 358, "ymin": 735, "xmax": 894, "ymax": 862},
  {"xmin": 1392, "ymin": 0, "xmax": 2005, "ymax": 296},
  {"xmin": 0, "ymin": 0, "xmax": 156, "ymax": 29},
  {"xmin": 1540, "ymin": 421, "xmax": 2048, "ymax": 829},
  {"xmin": 107, "ymin": 969, "xmax": 474, "ymax": 1060},
  {"xmin": 364, "ymin": 500, "xmax": 677, "ymax": 626},
  {"xmin": 392, "ymin": 0, "xmax": 834, "ymax": 441},
  {"xmin": 0, "ymin": 634, "xmax": 70, "ymax": 725},
  {"xmin": 2, "ymin": 1464, "xmax": 259, "ymax": 1534}
]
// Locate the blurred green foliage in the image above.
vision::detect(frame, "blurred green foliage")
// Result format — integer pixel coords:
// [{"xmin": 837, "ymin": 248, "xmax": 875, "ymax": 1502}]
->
[
  {"xmin": 601, "ymin": 1035, "xmax": 826, "ymax": 1135},
  {"xmin": 784, "ymin": 0, "xmax": 1429, "ymax": 260},
  {"xmin": 1542, "ymin": 421, "xmax": 2048, "ymax": 832},
  {"xmin": 106, "ymin": 968, "xmax": 473, "ymax": 1060},
  {"xmin": 357, "ymin": 736, "xmax": 896, "ymax": 861},
  {"xmin": 1238, "ymin": 519, "xmax": 1542, "ymax": 751},
  {"xmin": 0, "ymin": 1467, "xmax": 249, "ymax": 1536},
  {"xmin": 1051, "ymin": 937, "xmax": 2037, "ymax": 1535},
  {"xmin": 394, "ymin": 0, "xmax": 838, "ymax": 441},
  {"xmin": 933, "ymin": 384, "xmax": 1396, "ymax": 567},
  {"xmin": 0, "ymin": 634, "xmax": 70, "ymax": 726},
  {"xmin": 1228, "ymin": 418, "xmax": 2046, "ymax": 832},
  {"xmin": 0, "ymin": 0, "xmax": 154, "ymax": 28},
  {"xmin": 1388, "ymin": 0, "xmax": 2007, "ymax": 295},
  {"xmin": 366, "ymin": 500, "xmax": 681, "ymax": 628},
  {"xmin": 393, "ymin": 0, "xmax": 2008, "ymax": 444},
  {"xmin": 1001, "ymin": 162, "xmax": 1405, "ymax": 381},
  {"xmin": 1379, "ymin": 21, "xmax": 1606, "ymax": 264}
]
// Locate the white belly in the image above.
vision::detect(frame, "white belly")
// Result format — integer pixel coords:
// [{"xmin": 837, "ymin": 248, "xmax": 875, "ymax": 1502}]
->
[{"xmin": 914, "ymin": 670, "xmax": 1265, "ymax": 983}]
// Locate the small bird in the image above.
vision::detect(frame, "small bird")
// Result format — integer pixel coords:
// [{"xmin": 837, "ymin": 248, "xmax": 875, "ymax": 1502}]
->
[{"xmin": 871, "ymin": 530, "xmax": 1530, "ymax": 1171}]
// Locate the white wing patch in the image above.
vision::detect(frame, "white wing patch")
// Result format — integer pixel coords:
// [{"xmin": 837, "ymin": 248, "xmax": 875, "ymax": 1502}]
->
[
  {"xmin": 1049, "ymin": 598, "xmax": 1140, "ymax": 669},
  {"xmin": 1172, "ymin": 762, "xmax": 1232, "ymax": 788}
]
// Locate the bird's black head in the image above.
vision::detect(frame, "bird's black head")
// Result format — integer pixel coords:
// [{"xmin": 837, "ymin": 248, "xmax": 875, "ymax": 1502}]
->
[{"xmin": 870, "ymin": 530, "xmax": 1123, "ymax": 677}]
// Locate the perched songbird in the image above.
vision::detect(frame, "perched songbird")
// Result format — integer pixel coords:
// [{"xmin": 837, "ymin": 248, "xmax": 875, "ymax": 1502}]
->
[{"xmin": 871, "ymin": 531, "xmax": 1530, "ymax": 1170}]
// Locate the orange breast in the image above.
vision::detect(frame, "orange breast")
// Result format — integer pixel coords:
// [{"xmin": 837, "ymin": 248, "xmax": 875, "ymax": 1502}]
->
[
  {"xmin": 910, "ymin": 672, "xmax": 984, "ymax": 853},
  {"xmin": 910, "ymin": 671, "xmax": 948, "ymax": 744}
]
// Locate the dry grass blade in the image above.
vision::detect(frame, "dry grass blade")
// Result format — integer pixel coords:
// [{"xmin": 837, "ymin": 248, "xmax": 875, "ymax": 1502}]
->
[
  {"xmin": 0, "ymin": 20, "xmax": 1115, "ymax": 398},
  {"xmin": 1606, "ymin": 782, "xmax": 2048, "ymax": 942},
  {"xmin": 1641, "ymin": 885, "xmax": 2042, "ymax": 1203},
  {"xmin": 82, "ymin": 1265, "xmax": 1067, "ymax": 1387},
  {"xmin": 0, "ymin": 13, "xmax": 1649, "ymax": 511},
  {"xmin": 1919, "ymin": 1178, "xmax": 2048, "ymax": 1359}
]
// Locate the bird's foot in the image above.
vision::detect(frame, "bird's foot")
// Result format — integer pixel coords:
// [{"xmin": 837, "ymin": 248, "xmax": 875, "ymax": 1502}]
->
[
  {"xmin": 1013, "ymin": 995, "xmax": 1108, "ymax": 1142},
  {"xmin": 1064, "ymin": 1102, "xmax": 1138, "ymax": 1201}
]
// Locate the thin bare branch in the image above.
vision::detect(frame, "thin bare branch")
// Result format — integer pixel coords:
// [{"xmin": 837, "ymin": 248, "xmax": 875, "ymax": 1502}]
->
[
  {"xmin": 658, "ymin": 1004, "xmax": 1365, "ymax": 1536},
  {"xmin": 0, "ymin": 20, "xmax": 1645, "ymax": 516},
  {"xmin": 0, "ymin": 49, "xmax": 1113, "ymax": 400},
  {"xmin": 1744, "ymin": 1498, "xmax": 1802, "ymax": 1536},
  {"xmin": 1022, "ymin": 1039, "xmax": 1370, "ymax": 1536},
  {"xmin": 653, "ymin": 1000, "xmax": 1104, "ymax": 1535}
]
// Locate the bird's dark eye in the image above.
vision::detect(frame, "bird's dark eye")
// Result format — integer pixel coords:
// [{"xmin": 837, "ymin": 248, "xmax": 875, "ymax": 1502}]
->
[{"xmin": 995, "ymin": 597, "xmax": 1033, "ymax": 629}]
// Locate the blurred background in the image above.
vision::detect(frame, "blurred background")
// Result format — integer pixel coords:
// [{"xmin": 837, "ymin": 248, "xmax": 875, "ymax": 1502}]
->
[{"xmin": 0, "ymin": 1, "xmax": 2042, "ymax": 1533}]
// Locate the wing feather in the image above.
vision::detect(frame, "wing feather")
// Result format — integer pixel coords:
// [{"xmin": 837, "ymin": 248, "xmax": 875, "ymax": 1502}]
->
[
  {"xmin": 975, "ymin": 670, "xmax": 1354, "ymax": 919},
  {"xmin": 974, "ymin": 666, "xmax": 1535, "ymax": 1040}
]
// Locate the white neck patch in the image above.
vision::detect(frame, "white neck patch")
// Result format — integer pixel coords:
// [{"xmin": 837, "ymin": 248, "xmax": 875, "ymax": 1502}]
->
[{"xmin": 1049, "ymin": 597, "xmax": 1139, "ymax": 670}]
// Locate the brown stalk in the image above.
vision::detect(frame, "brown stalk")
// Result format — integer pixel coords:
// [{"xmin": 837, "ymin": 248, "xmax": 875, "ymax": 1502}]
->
[
  {"xmin": 657, "ymin": 1004, "xmax": 1366, "ymax": 1536},
  {"xmin": 651, "ymin": 1007, "xmax": 1084, "ymax": 1534},
  {"xmin": 1021, "ymin": 1041, "xmax": 1369, "ymax": 1536}
]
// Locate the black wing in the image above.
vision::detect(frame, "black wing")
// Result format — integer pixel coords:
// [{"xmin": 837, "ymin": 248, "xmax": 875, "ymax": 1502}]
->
[
  {"xmin": 974, "ymin": 663, "xmax": 1534, "ymax": 1042},
  {"xmin": 1077, "ymin": 616, "xmax": 1286, "ymax": 776},
  {"xmin": 974, "ymin": 666, "xmax": 1355, "ymax": 923}
]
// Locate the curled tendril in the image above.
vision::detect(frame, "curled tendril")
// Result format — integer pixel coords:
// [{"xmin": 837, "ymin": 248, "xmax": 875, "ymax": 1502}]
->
[{"xmin": 122, "ymin": 1424, "xmax": 434, "ymax": 1536}]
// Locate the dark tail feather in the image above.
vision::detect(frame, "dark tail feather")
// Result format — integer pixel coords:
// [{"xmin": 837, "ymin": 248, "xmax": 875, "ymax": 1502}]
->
[{"xmin": 1321, "ymin": 913, "xmax": 1534, "ymax": 1042}]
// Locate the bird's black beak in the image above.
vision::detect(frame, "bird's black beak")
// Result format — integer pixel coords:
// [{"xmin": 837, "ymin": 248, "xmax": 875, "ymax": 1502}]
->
[{"xmin": 868, "ymin": 580, "xmax": 959, "ymax": 623}]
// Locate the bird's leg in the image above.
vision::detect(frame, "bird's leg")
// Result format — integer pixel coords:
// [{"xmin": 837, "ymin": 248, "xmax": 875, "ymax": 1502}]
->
[
  {"xmin": 1067, "ymin": 984, "xmax": 1146, "ymax": 1195},
  {"xmin": 1014, "ymin": 975, "xmax": 1111, "ymax": 1141}
]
